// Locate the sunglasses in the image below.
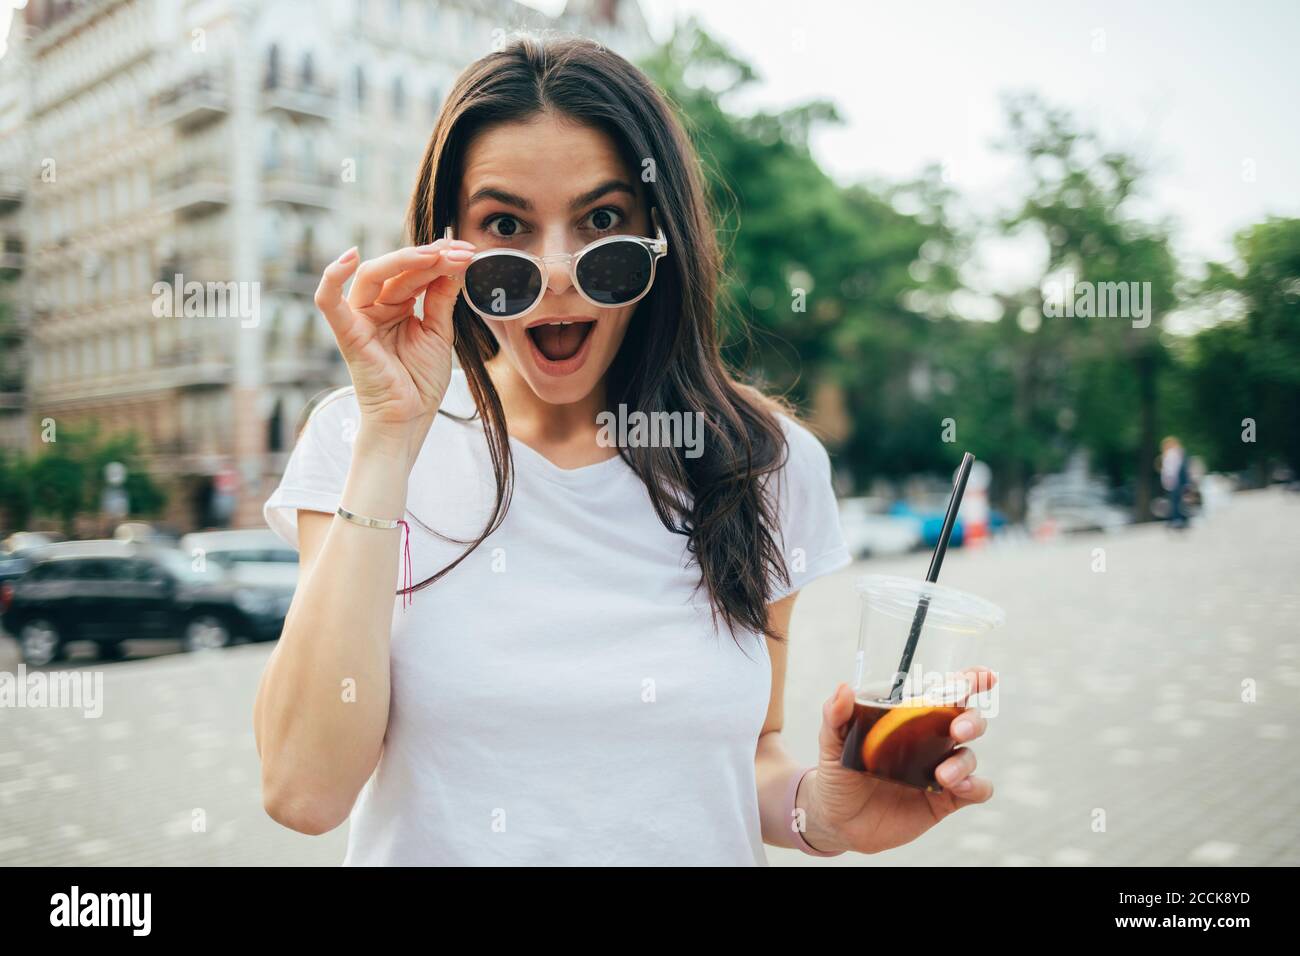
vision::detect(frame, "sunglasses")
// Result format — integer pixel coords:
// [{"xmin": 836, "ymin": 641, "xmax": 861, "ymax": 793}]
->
[{"xmin": 443, "ymin": 207, "xmax": 668, "ymax": 320}]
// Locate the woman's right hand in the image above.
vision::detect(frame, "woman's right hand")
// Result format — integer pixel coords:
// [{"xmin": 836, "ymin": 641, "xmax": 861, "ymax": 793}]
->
[{"xmin": 313, "ymin": 238, "xmax": 477, "ymax": 451}]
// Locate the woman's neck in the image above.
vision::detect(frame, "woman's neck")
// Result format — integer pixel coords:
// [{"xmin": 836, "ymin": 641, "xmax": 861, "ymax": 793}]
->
[{"xmin": 484, "ymin": 355, "xmax": 618, "ymax": 469}]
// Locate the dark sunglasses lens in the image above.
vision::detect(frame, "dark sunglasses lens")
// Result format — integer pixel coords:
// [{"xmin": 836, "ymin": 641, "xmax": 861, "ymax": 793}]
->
[
  {"xmin": 464, "ymin": 256, "xmax": 542, "ymax": 317},
  {"xmin": 576, "ymin": 241, "xmax": 654, "ymax": 305}
]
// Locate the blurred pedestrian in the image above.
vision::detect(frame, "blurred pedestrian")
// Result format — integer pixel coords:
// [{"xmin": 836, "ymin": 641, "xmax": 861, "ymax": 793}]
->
[{"xmin": 1160, "ymin": 435, "xmax": 1190, "ymax": 530}]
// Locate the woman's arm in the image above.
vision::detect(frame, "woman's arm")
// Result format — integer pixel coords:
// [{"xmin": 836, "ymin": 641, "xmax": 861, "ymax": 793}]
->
[
  {"xmin": 755, "ymin": 592, "xmax": 839, "ymax": 851},
  {"xmin": 253, "ymin": 428, "xmax": 423, "ymax": 835},
  {"xmin": 253, "ymin": 239, "xmax": 474, "ymax": 835}
]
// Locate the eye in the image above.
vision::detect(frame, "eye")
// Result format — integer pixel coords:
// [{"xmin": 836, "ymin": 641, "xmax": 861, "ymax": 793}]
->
[
  {"xmin": 584, "ymin": 206, "xmax": 624, "ymax": 233},
  {"xmin": 483, "ymin": 214, "xmax": 526, "ymax": 239}
]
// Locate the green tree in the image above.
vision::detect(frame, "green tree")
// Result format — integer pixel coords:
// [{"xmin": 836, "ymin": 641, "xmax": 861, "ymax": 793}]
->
[
  {"xmin": 0, "ymin": 422, "xmax": 167, "ymax": 535},
  {"xmin": 999, "ymin": 93, "xmax": 1179, "ymax": 520},
  {"xmin": 640, "ymin": 21, "xmax": 964, "ymax": 488},
  {"xmin": 1180, "ymin": 217, "xmax": 1300, "ymax": 480}
]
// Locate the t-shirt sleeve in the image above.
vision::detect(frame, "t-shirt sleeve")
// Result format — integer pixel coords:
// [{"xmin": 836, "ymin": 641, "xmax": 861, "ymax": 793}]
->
[
  {"xmin": 768, "ymin": 414, "xmax": 852, "ymax": 602},
  {"xmin": 262, "ymin": 388, "xmax": 360, "ymax": 551}
]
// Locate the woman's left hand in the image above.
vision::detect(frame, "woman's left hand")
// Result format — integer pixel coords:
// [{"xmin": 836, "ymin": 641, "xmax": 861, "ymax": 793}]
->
[{"xmin": 798, "ymin": 667, "xmax": 998, "ymax": 855}]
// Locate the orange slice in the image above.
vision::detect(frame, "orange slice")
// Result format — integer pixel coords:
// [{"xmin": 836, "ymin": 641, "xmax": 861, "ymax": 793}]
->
[{"xmin": 861, "ymin": 702, "xmax": 962, "ymax": 779}]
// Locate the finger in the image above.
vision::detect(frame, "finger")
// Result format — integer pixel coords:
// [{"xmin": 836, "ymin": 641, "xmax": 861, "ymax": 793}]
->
[
  {"xmin": 962, "ymin": 666, "xmax": 998, "ymax": 696},
  {"xmin": 950, "ymin": 666, "xmax": 998, "ymax": 707},
  {"xmin": 950, "ymin": 707, "xmax": 986, "ymax": 743},
  {"xmin": 359, "ymin": 297, "xmax": 418, "ymax": 325},
  {"xmin": 817, "ymin": 683, "xmax": 856, "ymax": 765},
  {"xmin": 348, "ymin": 242, "xmax": 473, "ymax": 306},
  {"xmin": 947, "ymin": 774, "xmax": 994, "ymax": 805},
  {"xmin": 376, "ymin": 251, "xmax": 473, "ymax": 306},
  {"xmin": 935, "ymin": 747, "xmax": 977, "ymax": 790},
  {"xmin": 420, "ymin": 274, "xmax": 462, "ymax": 342},
  {"xmin": 314, "ymin": 248, "xmax": 362, "ymax": 342}
]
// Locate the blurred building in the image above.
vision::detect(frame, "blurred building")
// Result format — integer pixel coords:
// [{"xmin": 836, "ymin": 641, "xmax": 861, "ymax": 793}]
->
[{"xmin": 0, "ymin": 0, "xmax": 651, "ymax": 528}]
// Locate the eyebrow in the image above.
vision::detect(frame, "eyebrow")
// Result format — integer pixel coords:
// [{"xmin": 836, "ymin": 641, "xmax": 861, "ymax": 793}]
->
[{"xmin": 465, "ymin": 179, "xmax": 638, "ymax": 214}]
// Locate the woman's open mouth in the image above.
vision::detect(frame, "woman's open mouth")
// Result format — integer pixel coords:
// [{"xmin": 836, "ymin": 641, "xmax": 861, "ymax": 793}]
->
[{"xmin": 524, "ymin": 318, "xmax": 596, "ymax": 376}]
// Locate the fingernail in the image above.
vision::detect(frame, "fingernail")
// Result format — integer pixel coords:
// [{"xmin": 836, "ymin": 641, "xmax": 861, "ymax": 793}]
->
[
  {"xmin": 337, "ymin": 247, "xmax": 358, "ymax": 264},
  {"xmin": 952, "ymin": 718, "xmax": 973, "ymax": 738},
  {"xmin": 416, "ymin": 242, "xmax": 441, "ymax": 252},
  {"xmin": 942, "ymin": 764, "xmax": 964, "ymax": 785},
  {"xmin": 953, "ymin": 777, "xmax": 974, "ymax": 792},
  {"xmin": 444, "ymin": 249, "xmax": 474, "ymax": 261}
]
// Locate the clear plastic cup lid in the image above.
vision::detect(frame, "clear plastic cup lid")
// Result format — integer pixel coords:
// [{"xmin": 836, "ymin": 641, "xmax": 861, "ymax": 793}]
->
[{"xmin": 856, "ymin": 573, "xmax": 1005, "ymax": 634}]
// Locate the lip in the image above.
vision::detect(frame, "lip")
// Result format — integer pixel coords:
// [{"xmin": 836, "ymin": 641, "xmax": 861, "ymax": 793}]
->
[{"xmin": 523, "ymin": 317, "xmax": 597, "ymax": 377}]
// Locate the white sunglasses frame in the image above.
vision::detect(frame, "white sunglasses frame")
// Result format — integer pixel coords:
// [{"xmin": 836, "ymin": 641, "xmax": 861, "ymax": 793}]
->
[{"xmin": 443, "ymin": 207, "xmax": 669, "ymax": 321}]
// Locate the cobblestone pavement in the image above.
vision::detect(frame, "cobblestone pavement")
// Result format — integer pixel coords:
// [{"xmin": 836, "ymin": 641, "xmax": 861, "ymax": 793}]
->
[{"xmin": 1, "ymin": 489, "xmax": 1297, "ymax": 866}]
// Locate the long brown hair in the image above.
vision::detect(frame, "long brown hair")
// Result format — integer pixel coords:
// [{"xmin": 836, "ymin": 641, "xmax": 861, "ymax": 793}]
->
[{"xmin": 403, "ymin": 33, "xmax": 794, "ymax": 642}]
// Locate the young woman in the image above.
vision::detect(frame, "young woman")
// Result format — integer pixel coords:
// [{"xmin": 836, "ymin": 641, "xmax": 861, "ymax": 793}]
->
[{"xmin": 255, "ymin": 35, "xmax": 996, "ymax": 866}]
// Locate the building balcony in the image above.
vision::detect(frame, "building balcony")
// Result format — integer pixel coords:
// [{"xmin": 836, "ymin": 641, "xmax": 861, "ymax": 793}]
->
[
  {"xmin": 262, "ymin": 165, "xmax": 337, "ymax": 209},
  {"xmin": 176, "ymin": 254, "xmax": 235, "ymax": 285},
  {"xmin": 0, "ymin": 174, "xmax": 24, "ymax": 212},
  {"xmin": 157, "ymin": 344, "xmax": 232, "ymax": 388},
  {"xmin": 261, "ymin": 82, "xmax": 337, "ymax": 120},
  {"xmin": 263, "ymin": 254, "xmax": 325, "ymax": 296},
  {"xmin": 0, "ymin": 245, "xmax": 22, "ymax": 275},
  {"xmin": 153, "ymin": 72, "xmax": 230, "ymax": 131},
  {"xmin": 156, "ymin": 165, "xmax": 230, "ymax": 218},
  {"xmin": 265, "ymin": 346, "xmax": 343, "ymax": 385}
]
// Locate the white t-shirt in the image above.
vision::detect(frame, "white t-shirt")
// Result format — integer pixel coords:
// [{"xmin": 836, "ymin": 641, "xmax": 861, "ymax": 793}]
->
[{"xmin": 263, "ymin": 368, "xmax": 850, "ymax": 866}]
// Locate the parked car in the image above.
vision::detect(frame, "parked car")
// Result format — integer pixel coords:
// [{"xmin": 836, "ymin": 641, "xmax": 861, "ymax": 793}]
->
[
  {"xmin": 178, "ymin": 528, "xmax": 298, "ymax": 591},
  {"xmin": 3, "ymin": 531, "xmax": 66, "ymax": 554},
  {"xmin": 0, "ymin": 545, "xmax": 31, "ymax": 585},
  {"xmin": 1026, "ymin": 477, "xmax": 1131, "ymax": 535},
  {"xmin": 0, "ymin": 532, "xmax": 67, "ymax": 585},
  {"xmin": 838, "ymin": 497, "xmax": 923, "ymax": 559},
  {"xmin": 112, "ymin": 521, "xmax": 182, "ymax": 546},
  {"xmin": 0, "ymin": 540, "xmax": 294, "ymax": 666}
]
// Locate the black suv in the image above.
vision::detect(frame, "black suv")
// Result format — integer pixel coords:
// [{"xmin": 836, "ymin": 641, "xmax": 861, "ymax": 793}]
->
[{"xmin": 0, "ymin": 540, "xmax": 294, "ymax": 666}]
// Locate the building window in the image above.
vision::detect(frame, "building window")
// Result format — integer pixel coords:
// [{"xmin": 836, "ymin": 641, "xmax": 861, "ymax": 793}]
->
[
  {"xmin": 268, "ymin": 399, "xmax": 284, "ymax": 453},
  {"xmin": 265, "ymin": 44, "xmax": 280, "ymax": 90},
  {"xmin": 391, "ymin": 76, "xmax": 405, "ymax": 117}
]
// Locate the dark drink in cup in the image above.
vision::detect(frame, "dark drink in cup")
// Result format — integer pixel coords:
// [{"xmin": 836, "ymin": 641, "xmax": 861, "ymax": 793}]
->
[
  {"xmin": 842, "ymin": 575, "xmax": 1005, "ymax": 792},
  {"xmin": 840, "ymin": 697, "xmax": 964, "ymax": 792}
]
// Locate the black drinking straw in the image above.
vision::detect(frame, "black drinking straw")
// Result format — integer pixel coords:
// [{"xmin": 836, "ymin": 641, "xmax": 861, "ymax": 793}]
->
[{"xmin": 888, "ymin": 452, "xmax": 976, "ymax": 703}]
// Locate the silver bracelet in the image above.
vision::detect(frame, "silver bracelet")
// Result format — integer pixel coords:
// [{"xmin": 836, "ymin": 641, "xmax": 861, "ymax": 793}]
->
[{"xmin": 336, "ymin": 506, "xmax": 402, "ymax": 530}]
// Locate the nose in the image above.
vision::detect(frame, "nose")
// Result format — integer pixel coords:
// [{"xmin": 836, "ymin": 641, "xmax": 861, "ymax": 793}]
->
[
  {"xmin": 544, "ymin": 261, "xmax": 574, "ymax": 297},
  {"xmin": 539, "ymin": 226, "xmax": 577, "ymax": 297}
]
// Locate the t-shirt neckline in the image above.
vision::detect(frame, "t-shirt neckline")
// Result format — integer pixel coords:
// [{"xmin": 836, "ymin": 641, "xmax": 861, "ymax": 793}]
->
[
  {"xmin": 442, "ymin": 369, "xmax": 631, "ymax": 488},
  {"xmin": 507, "ymin": 434, "xmax": 629, "ymax": 486}
]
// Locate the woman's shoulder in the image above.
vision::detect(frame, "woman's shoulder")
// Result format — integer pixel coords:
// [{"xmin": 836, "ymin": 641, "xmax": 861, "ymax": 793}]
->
[
  {"xmin": 748, "ymin": 386, "xmax": 834, "ymax": 483},
  {"xmin": 289, "ymin": 385, "xmax": 361, "ymax": 459}
]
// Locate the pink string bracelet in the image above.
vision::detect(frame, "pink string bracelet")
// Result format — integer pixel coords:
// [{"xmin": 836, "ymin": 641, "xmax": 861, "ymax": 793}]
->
[
  {"xmin": 396, "ymin": 518, "xmax": 412, "ymax": 610},
  {"xmin": 786, "ymin": 765, "xmax": 844, "ymax": 857}
]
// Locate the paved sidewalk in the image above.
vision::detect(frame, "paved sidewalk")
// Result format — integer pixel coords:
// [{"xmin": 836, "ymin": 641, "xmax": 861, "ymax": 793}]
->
[{"xmin": 1, "ymin": 489, "xmax": 1297, "ymax": 866}]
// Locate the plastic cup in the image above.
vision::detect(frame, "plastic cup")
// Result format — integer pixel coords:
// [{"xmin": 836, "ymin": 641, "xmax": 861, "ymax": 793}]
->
[{"xmin": 839, "ymin": 573, "xmax": 1005, "ymax": 792}]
